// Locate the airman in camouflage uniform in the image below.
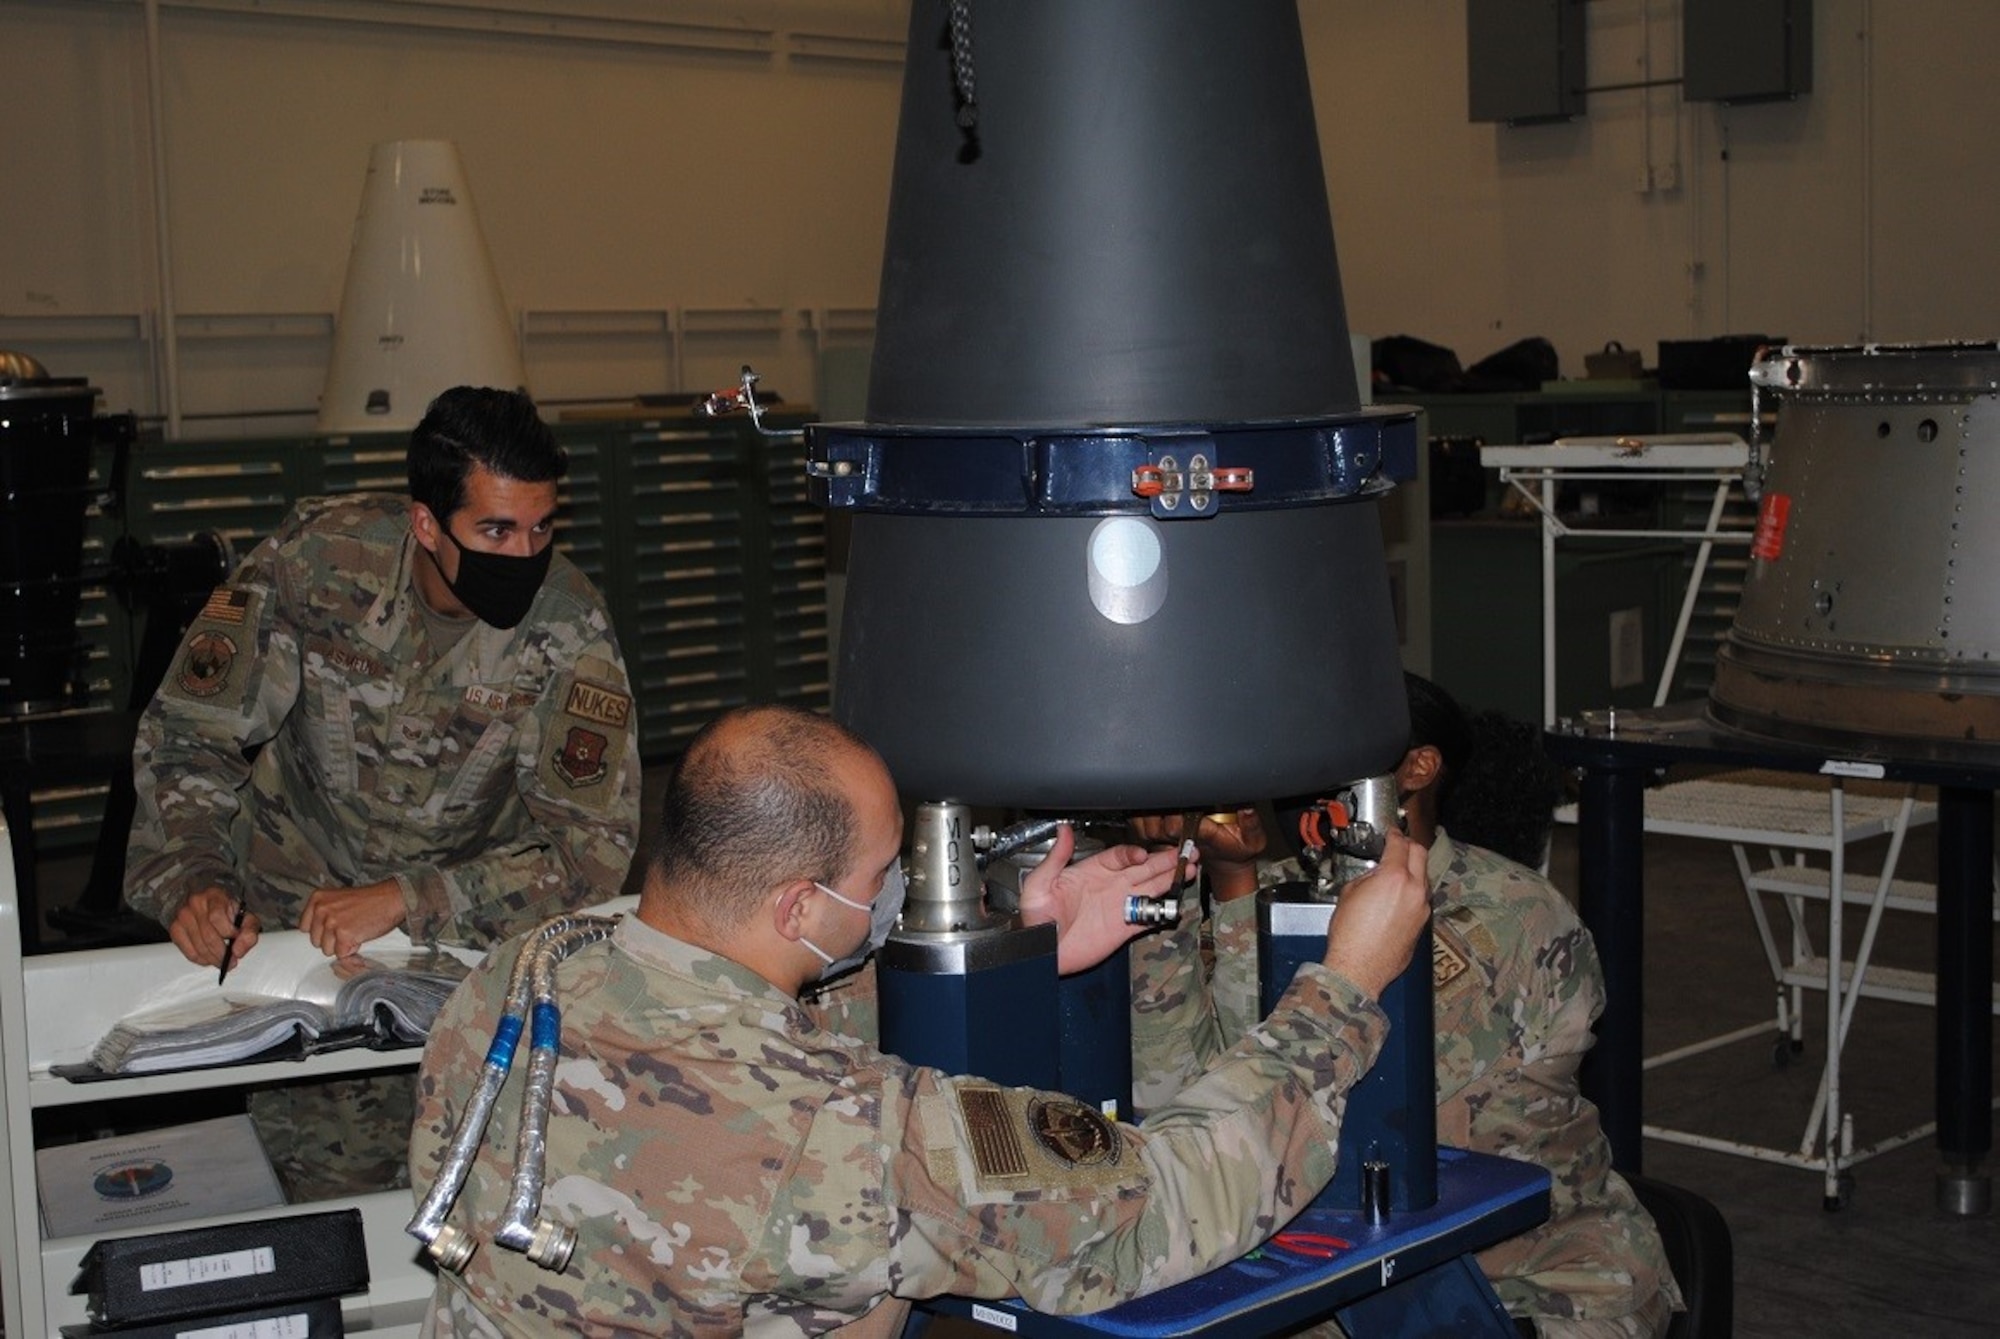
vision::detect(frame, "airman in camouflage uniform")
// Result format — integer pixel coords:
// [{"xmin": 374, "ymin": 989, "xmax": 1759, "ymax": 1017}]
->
[
  {"xmin": 124, "ymin": 492, "xmax": 639, "ymax": 941},
  {"xmin": 1128, "ymin": 674, "xmax": 1682, "ymax": 1337},
  {"xmin": 127, "ymin": 388, "xmax": 641, "ymax": 1200},
  {"xmin": 411, "ymin": 704, "xmax": 1434, "ymax": 1336}
]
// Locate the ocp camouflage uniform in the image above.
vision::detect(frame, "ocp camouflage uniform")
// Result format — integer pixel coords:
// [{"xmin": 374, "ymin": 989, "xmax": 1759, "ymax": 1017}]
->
[
  {"xmin": 1129, "ymin": 831, "xmax": 1682, "ymax": 1338},
  {"xmin": 410, "ymin": 912, "xmax": 1390, "ymax": 1336},
  {"xmin": 126, "ymin": 493, "xmax": 641, "ymax": 1199}
]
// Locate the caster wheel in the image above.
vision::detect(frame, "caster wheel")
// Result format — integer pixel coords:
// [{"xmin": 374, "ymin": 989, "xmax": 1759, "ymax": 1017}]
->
[
  {"xmin": 1772, "ymin": 1040, "xmax": 1793, "ymax": 1068},
  {"xmin": 1823, "ymin": 1172, "xmax": 1856, "ymax": 1211}
]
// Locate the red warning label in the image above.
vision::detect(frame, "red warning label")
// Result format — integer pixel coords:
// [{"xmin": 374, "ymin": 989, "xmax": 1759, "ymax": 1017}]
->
[{"xmin": 1751, "ymin": 492, "xmax": 1792, "ymax": 562}]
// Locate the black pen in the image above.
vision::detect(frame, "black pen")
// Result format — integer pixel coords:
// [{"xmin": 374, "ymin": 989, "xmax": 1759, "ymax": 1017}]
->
[{"xmin": 217, "ymin": 901, "xmax": 248, "ymax": 986}]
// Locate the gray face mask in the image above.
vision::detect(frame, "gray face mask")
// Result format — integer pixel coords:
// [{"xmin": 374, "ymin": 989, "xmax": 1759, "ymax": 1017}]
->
[{"xmin": 801, "ymin": 864, "xmax": 907, "ymax": 980}]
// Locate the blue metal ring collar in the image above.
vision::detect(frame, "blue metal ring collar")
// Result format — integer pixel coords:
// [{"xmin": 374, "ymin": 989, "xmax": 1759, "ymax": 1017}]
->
[{"xmin": 805, "ymin": 406, "xmax": 1418, "ymax": 517}]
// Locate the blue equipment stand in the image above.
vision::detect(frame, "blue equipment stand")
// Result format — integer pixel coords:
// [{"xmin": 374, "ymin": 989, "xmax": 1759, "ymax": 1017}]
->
[{"xmin": 920, "ymin": 1146, "xmax": 1549, "ymax": 1337}]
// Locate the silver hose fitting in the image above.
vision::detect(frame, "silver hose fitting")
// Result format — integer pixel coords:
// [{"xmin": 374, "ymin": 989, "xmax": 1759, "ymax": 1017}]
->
[
  {"xmin": 407, "ymin": 915, "xmax": 616, "ymax": 1272},
  {"xmin": 1123, "ymin": 895, "xmax": 1179, "ymax": 927}
]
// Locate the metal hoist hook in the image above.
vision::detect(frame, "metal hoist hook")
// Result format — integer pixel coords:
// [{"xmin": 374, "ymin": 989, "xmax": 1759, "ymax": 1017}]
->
[{"xmin": 693, "ymin": 365, "xmax": 801, "ymax": 440}]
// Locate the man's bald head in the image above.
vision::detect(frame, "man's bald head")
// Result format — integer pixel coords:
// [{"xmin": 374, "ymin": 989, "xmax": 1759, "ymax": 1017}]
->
[{"xmin": 645, "ymin": 706, "xmax": 886, "ymax": 935}]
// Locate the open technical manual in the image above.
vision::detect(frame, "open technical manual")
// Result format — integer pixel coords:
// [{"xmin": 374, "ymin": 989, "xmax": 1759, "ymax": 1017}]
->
[{"xmin": 64, "ymin": 932, "xmax": 472, "ymax": 1077}]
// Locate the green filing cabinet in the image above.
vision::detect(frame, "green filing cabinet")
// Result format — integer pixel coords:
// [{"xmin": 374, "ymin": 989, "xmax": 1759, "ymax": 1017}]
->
[
  {"xmin": 24, "ymin": 437, "xmax": 305, "ymax": 855},
  {"xmin": 25, "ymin": 416, "xmax": 834, "ymax": 855},
  {"xmin": 612, "ymin": 413, "xmax": 831, "ymax": 761},
  {"xmin": 752, "ymin": 422, "xmax": 834, "ymax": 721},
  {"xmin": 1430, "ymin": 520, "xmax": 1685, "ymax": 723},
  {"xmin": 25, "ymin": 436, "xmax": 137, "ymax": 855}
]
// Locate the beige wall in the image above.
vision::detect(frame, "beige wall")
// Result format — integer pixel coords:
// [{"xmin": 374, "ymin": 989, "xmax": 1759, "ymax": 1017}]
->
[
  {"xmin": 1, "ymin": 0, "xmax": 908, "ymax": 428},
  {"xmin": 1309, "ymin": 0, "xmax": 2000, "ymax": 368},
  {"xmin": 2, "ymin": 1, "xmax": 1993, "ymax": 428}
]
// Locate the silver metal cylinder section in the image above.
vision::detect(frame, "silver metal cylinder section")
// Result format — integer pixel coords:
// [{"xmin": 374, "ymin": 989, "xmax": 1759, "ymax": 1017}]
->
[
  {"xmin": 836, "ymin": 505, "xmax": 1409, "ymax": 809},
  {"xmin": 1712, "ymin": 342, "xmax": 2000, "ymax": 756},
  {"xmin": 902, "ymin": 802, "xmax": 1004, "ymax": 935},
  {"xmin": 1937, "ymin": 1167, "xmax": 1993, "ymax": 1217},
  {"xmin": 867, "ymin": 0, "xmax": 1359, "ymax": 427}
]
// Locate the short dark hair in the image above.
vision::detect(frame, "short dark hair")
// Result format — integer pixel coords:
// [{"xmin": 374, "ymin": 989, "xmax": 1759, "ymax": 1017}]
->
[
  {"xmin": 1407, "ymin": 673, "xmax": 1565, "ymax": 868},
  {"xmin": 407, "ymin": 386, "xmax": 567, "ymax": 523},
  {"xmin": 649, "ymin": 706, "xmax": 870, "ymax": 933}
]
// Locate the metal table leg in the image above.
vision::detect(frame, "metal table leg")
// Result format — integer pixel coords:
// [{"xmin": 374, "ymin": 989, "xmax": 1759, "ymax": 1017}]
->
[
  {"xmin": 1935, "ymin": 786, "xmax": 1994, "ymax": 1215},
  {"xmin": 1575, "ymin": 759, "xmax": 1651, "ymax": 1174}
]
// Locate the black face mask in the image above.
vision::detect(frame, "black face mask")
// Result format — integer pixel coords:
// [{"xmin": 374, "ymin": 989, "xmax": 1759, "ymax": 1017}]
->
[{"xmin": 432, "ymin": 525, "xmax": 553, "ymax": 630}]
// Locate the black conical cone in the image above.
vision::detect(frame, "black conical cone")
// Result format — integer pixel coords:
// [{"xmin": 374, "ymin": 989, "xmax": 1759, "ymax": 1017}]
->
[{"xmin": 868, "ymin": 0, "xmax": 1359, "ymax": 427}]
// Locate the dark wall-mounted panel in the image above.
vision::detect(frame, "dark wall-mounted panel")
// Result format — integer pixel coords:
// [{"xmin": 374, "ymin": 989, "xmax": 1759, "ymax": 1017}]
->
[
  {"xmin": 1685, "ymin": 0, "xmax": 1812, "ymax": 104},
  {"xmin": 1467, "ymin": 0, "xmax": 1585, "ymax": 125}
]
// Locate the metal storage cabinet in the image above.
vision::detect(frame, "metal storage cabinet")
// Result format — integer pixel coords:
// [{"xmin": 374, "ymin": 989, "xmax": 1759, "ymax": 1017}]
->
[
  {"xmin": 21, "ymin": 417, "xmax": 833, "ymax": 867},
  {"xmin": 621, "ymin": 419, "xmax": 753, "ymax": 757},
  {"xmin": 751, "ymin": 421, "xmax": 833, "ymax": 724},
  {"xmin": 24, "ymin": 437, "xmax": 135, "ymax": 856},
  {"xmin": 1400, "ymin": 392, "xmax": 1523, "ymax": 450},
  {"xmin": 124, "ymin": 437, "xmax": 304, "ymax": 557},
  {"xmin": 24, "ymin": 439, "xmax": 303, "ymax": 857},
  {"xmin": 615, "ymin": 413, "xmax": 831, "ymax": 760},
  {"xmin": 1430, "ymin": 521, "xmax": 1685, "ymax": 723},
  {"xmin": 550, "ymin": 430, "xmax": 611, "ymax": 589},
  {"xmin": 312, "ymin": 434, "xmax": 406, "ymax": 498}
]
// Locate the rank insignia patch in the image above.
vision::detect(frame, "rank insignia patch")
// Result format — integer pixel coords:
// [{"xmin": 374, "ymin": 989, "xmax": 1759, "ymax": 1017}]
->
[
  {"xmin": 552, "ymin": 725, "xmax": 609, "ymax": 787},
  {"xmin": 1027, "ymin": 1096, "xmax": 1119, "ymax": 1167},
  {"xmin": 177, "ymin": 630, "xmax": 238, "ymax": 698}
]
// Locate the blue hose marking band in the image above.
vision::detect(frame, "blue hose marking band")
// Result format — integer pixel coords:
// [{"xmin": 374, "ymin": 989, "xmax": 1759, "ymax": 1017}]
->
[
  {"xmin": 484, "ymin": 1015, "xmax": 524, "ymax": 1068},
  {"xmin": 532, "ymin": 1001, "xmax": 561, "ymax": 1049}
]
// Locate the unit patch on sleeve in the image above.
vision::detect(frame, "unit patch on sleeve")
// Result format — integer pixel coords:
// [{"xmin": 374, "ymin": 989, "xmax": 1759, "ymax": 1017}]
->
[
  {"xmin": 1027, "ymin": 1096, "xmax": 1120, "ymax": 1167},
  {"xmin": 538, "ymin": 670, "xmax": 632, "ymax": 806},
  {"xmin": 552, "ymin": 726, "xmax": 610, "ymax": 787},
  {"xmin": 176, "ymin": 630, "xmax": 237, "ymax": 698}
]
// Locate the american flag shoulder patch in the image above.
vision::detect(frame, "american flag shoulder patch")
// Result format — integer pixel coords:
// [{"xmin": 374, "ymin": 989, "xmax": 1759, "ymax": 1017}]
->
[{"xmin": 200, "ymin": 587, "xmax": 253, "ymax": 626}]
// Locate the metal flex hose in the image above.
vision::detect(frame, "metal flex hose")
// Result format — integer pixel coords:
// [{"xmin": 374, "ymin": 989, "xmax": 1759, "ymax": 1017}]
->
[
  {"xmin": 406, "ymin": 915, "xmax": 613, "ymax": 1271},
  {"xmin": 491, "ymin": 915, "xmax": 619, "ymax": 1270},
  {"xmin": 980, "ymin": 817, "xmax": 1069, "ymax": 865}
]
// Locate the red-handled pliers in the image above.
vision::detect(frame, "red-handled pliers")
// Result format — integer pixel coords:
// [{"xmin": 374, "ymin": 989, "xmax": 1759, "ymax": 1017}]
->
[{"xmin": 1267, "ymin": 1230, "xmax": 1352, "ymax": 1260}]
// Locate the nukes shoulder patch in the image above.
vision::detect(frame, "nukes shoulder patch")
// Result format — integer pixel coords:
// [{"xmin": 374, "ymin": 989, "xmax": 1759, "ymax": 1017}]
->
[
  {"xmin": 538, "ymin": 665, "xmax": 632, "ymax": 807},
  {"xmin": 564, "ymin": 677, "xmax": 631, "ymax": 729},
  {"xmin": 1433, "ymin": 927, "xmax": 1474, "ymax": 993}
]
